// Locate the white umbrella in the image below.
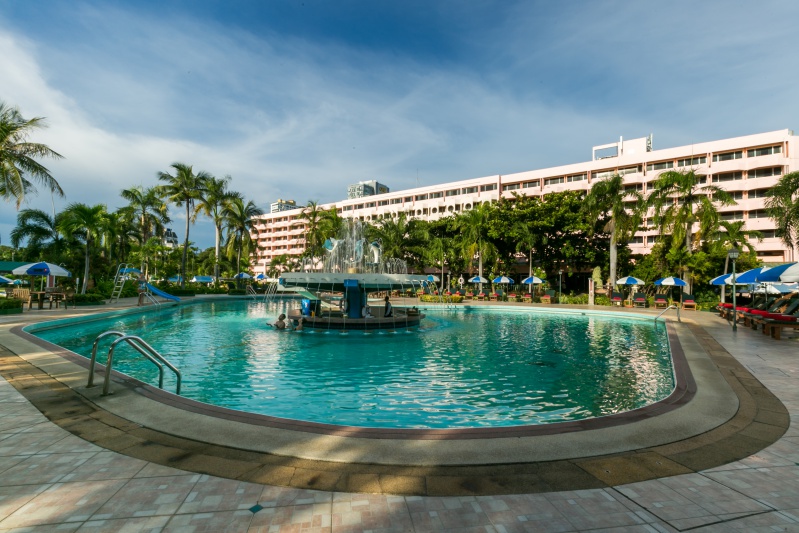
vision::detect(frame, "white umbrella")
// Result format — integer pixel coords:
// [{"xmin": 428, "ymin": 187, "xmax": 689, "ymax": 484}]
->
[
  {"xmin": 12, "ymin": 262, "xmax": 71, "ymax": 277},
  {"xmin": 233, "ymin": 272, "xmax": 252, "ymax": 279},
  {"xmin": 654, "ymin": 277, "xmax": 687, "ymax": 287},
  {"xmin": 780, "ymin": 263, "xmax": 799, "ymax": 283},
  {"xmin": 616, "ymin": 276, "xmax": 645, "ymax": 285},
  {"xmin": 468, "ymin": 276, "xmax": 488, "ymax": 283},
  {"xmin": 521, "ymin": 275, "xmax": 544, "ymax": 285},
  {"xmin": 492, "ymin": 276, "xmax": 514, "ymax": 284}
]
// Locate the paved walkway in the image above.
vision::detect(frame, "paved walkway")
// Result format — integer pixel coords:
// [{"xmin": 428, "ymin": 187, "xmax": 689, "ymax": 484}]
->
[{"xmin": 0, "ymin": 301, "xmax": 798, "ymax": 531}]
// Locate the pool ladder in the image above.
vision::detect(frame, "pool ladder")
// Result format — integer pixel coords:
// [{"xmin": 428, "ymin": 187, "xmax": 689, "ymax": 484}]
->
[
  {"xmin": 87, "ymin": 331, "xmax": 182, "ymax": 396},
  {"xmin": 655, "ymin": 304, "xmax": 680, "ymax": 323}
]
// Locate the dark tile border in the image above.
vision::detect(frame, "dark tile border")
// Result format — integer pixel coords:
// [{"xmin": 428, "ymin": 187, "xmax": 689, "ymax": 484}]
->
[{"xmin": 0, "ymin": 318, "xmax": 789, "ymax": 496}]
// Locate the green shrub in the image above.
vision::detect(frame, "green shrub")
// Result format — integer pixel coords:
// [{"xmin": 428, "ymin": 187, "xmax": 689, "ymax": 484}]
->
[
  {"xmin": 0, "ymin": 299, "xmax": 23, "ymax": 310},
  {"xmin": 594, "ymin": 295, "xmax": 611, "ymax": 306},
  {"xmin": 168, "ymin": 289, "xmax": 196, "ymax": 297},
  {"xmin": 74, "ymin": 293, "xmax": 106, "ymax": 304},
  {"xmin": 228, "ymin": 289, "xmax": 246, "ymax": 295},
  {"xmin": 560, "ymin": 293, "xmax": 589, "ymax": 305}
]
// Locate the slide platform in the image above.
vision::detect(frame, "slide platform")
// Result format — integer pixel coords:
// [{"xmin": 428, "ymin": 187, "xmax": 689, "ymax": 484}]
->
[{"xmin": 146, "ymin": 283, "xmax": 180, "ymax": 302}]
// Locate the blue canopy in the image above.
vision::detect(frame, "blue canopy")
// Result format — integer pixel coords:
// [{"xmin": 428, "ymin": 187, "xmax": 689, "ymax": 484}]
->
[
  {"xmin": 0, "ymin": 275, "xmax": 12, "ymax": 284},
  {"xmin": 616, "ymin": 276, "xmax": 645, "ymax": 285},
  {"xmin": 233, "ymin": 272, "xmax": 252, "ymax": 279},
  {"xmin": 755, "ymin": 263, "xmax": 797, "ymax": 282},
  {"xmin": 11, "ymin": 261, "xmax": 71, "ymax": 277},
  {"xmin": 120, "ymin": 267, "xmax": 141, "ymax": 274},
  {"xmin": 167, "ymin": 275, "xmax": 183, "ymax": 283},
  {"xmin": 426, "ymin": 274, "xmax": 440, "ymax": 282},
  {"xmin": 493, "ymin": 276, "xmax": 514, "ymax": 284},
  {"xmin": 655, "ymin": 276, "xmax": 687, "ymax": 287},
  {"xmin": 732, "ymin": 267, "xmax": 768, "ymax": 284},
  {"xmin": 521, "ymin": 275, "xmax": 544, "ymax": 285},
  {"xmin": 191, "ymin": 275, "xmax": 213, "ymax": 283},
  {"xmin": 468, "ymin": 276, "xmax": 488, "ymax": 283}
]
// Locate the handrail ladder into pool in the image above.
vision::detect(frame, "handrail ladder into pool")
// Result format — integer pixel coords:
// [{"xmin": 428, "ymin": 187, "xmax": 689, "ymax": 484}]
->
[
  {"xmin": 246, "ymin": 284, "xmax": 257, "ymax": 299},
  {"xmin": 87, "ymin": 330, "xmax": 181, "ymax": 396},
  {"xmin": 655, "ymin": 304, "xmax": 680, "ymax": 323},
  {"xmin": 142, "ymin": 291, "xmax": 160, "ymax": 309}
]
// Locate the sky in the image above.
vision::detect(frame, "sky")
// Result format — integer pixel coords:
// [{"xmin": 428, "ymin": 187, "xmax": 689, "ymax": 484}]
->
[{"xmin": 2, "ymin": 0, "xmax": 798, "ymax": 250}]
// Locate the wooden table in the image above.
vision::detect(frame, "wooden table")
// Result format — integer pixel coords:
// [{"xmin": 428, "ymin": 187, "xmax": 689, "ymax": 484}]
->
[{"xmin": 31, "ymin": 291, "xmax": 47, "ymax": 309}]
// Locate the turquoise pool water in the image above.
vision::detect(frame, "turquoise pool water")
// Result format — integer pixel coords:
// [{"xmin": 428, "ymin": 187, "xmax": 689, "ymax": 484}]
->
[{"xmin": 31, "ymin": 300, "xmax": 674, "ymax": 429}]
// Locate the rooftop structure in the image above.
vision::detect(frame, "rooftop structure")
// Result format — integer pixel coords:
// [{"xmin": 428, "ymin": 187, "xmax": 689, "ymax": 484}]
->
[
  {"xmin": 269, "ymin": 198, "xmax": 298, "ymax": 214},
  {"xmin": 251, "ymin": 129, "xmax": 797, "ymax": 273},
  {"xmin": 347, "ymin": 180, "xmax": 390, "ymax": 199}
]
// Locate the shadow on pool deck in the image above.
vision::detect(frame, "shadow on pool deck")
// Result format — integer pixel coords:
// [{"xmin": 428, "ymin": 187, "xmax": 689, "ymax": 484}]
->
[{"xmin": 0, "ymin": 298, "xmax": 789, "ymax": 496}]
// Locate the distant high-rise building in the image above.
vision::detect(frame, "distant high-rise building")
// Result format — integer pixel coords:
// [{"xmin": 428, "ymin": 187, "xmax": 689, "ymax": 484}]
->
[
  {"xmin": 163, "ymin": 228, "xmax": 179, "ymax": 249},
  {"xmin": 270, "ymin": 199, "xmax": 298, "ymax": 213},
  {"xmin": 347, "ymin": 180, "xmax": 390, "ymax": 199}
]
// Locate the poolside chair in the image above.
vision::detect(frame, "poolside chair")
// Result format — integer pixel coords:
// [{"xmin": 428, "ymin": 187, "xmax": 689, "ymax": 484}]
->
[
  {"xmin": 477, "ymin": 291, "xmax": 487, "ymax": 301},
  {"xmin": 633, "ymin": 292, "xmax": 648, "ymax": 308},
  {"xmin": 752, "ymin": 296, "xmax": 799, "ymax": 333},
  {"xmin": 653, "ymin": 294, "xmax": 668, "ymax": 309},
  {"xmin": 465, "ymin": 291, "xmax": 474, "ymax": 300},
  {"xmin": 611, "ymin": 291, "xmax": 623, "ymax": 307},
  {"xmin": 61, "ymin": 289, "xmax": 76, "ymax": 309},
  {"xmin": 758, "ymin": 304, "xmax": 799, "ymax": 339},
  {"xmin": 540, "ymin": 289, "xmax": 556, "ymax": 304},
  {"xmin": 522, "ymin": 293, "xmax": 532, "ymax": 303},
  {"xmin": 682, "ymin": 294, "xmax": 697, "ymax": 311}
]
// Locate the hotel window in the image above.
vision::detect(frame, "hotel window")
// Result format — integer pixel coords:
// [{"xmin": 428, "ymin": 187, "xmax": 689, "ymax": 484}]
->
[
  {"xmin": 480, "ymin": 184, "xmax": 497, "ymax": 192},
  {"xmin": 748, "ymin": 188, "xmax": 771, "ymax": 199},
  {"xmin": 712, "ymin": 150, "xmax": 742, "ymax": 162},
  {"xmin": 446, "ymin": 189, "xmax": 460, "ymax": 197},
  {"xmin": 390, "ymin": 198, "xmax": 402, "ymax": 204},
  {"xmin": 617, "ymin": 166, "xmax": 640, "ymax": 176},
  {"xmin": 502, "ymin": 183, "xmax": 520, "ymax": 191},
  {"xmin": 712, "ymin": 171, "xmax": 743, "ymax": 183},
  {"xmin": 378, "ymin": 200, "xmax": 389, "ymax": 206},
  {"xmin": 760, "ymin": 230, "xmax": 777, "ymax": 238},
  {"xmin": 355, "ymin": 204, "xmax": 364, "ymax": 209},
  {"xmin": 430, "ymin": 191, "xmax": 443, "ymax": 198},
  {"xmin": 463, "ymin": 186, "xmax": 478, "ymax": 194},
  {"xmin": 404, "ymin": 196, "xmax": 412, "ymax": 202},
  {"xmin": 365, "ymin": 202, "xmax": 375, "ymax": 208},
  {"xmin": 729, "ymin": 191, "xmax": 743, "ymax": 200},
  {"xmin": 594, "ymin": 170, "xmax": 615, "ymax": 180},
  {"xmin": 749, "ymin": 167, "xmax": 782, "ymax": 179},
  {"xmin": 748, "ymin": 145, "xmax": 781, "ymax": 157},
  {"xmin": 415, "ymin": 194, "xmax": 428, "ymax": 201},
  {"xmin": 567, "ymin": 173, "xmax": 588, "ymax": 182},
  {"xmin": 720, "ymin": 211, "xmax": 744, "ymax": 220},
  {"xmin": 522, "ymin": 180, "xmax": 539, "ymax": 188},
  {"xmin": 748, "ymin": 209, "xmax": 769, "ymax": 219},
  {"xmin": 343, "ymin": 205, "xmax": 353, "ymax": 211},
  {"xmin": 677, "ymin": 156, "xmax": 707, "ymax": 167},
  {"xmin": 624, "ymin": 184, "xmax": 643, "ymax": 192},
  {"xmin": 629, "ymin": 236, "xmax": 644, "ymax": 244},
  {"xmin": 646, "ymin": 161, "xmax": 673, "ymax": 171},
  {"xmin": 545, "ymin": 176, "xmax": 564, "ymax": 186}
]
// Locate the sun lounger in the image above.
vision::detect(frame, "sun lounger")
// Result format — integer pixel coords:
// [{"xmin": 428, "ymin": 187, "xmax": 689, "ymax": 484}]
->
[
  {"xmin": 522, "ymin": 293, "xmax": 532, "ymax": 303},
  {"xmin": 654, "ymin": 294, "xmax": 668, "ymax": 309},
  {"xmin": 611, "ymin": 291, "xmax": 623, "ymax": 307},
  {"xmin": 540, "ymin": 289, "xmax": 555, "ymax": 304},
  {"xmin": 682, "ymin": 294, "xmax": 697, "ymax": 311},
  {"xmin": 633, "ymin": 292, "xmax": 647, "ymax": 308}
]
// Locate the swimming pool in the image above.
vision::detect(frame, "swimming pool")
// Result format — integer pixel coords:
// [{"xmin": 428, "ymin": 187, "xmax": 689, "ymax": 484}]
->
[{"xmin": 30, "ymin": 300, "xmax": 674, "ymax": 429}]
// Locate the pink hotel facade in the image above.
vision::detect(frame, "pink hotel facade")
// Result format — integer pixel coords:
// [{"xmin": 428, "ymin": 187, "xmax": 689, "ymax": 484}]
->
[{"xmin": 250, "ymin": 129, "xmax": 797, "ymax": 274}]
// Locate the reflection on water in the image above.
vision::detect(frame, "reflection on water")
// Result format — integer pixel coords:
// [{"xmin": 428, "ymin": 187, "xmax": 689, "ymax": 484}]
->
[{"xmin": 33, "ymin": 301, "xmax": 673, "ymax": 429}]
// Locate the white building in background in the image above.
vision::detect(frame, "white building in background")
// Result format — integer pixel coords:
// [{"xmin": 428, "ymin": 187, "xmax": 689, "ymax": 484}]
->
[
  {"xmin": 250, "ymin": 129, "xmax": 797, "ymax": 274},
  {"xmin": 163, "ymin": 228, "xmax": 179, "ymax": 249},
  {"xmin": 270, "ymin": 199, "xmax": 298, "ymax": 214},
  {"xmin": 347, "ymin": 180, "xmax": 390, "ymax": 199}
]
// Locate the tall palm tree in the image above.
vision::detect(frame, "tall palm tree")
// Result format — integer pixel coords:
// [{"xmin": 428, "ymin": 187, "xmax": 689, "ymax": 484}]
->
[
  {"xmin": 0, "ymin": 101, "xmax": 64, "ymax": 208},
  {"xmin": 366, "ymin": 213, "xmax": 426, "ymax": 263},
  {"xmin": 647, "ymin": 169, "xmax": 735, "ymax": 291},
  {"xmin": 711, "ymin": 220, "xmax": 762, "ymax": 273},
  {"xmin": 513, "ymin": 220, "xmax": 541, "ymax": 281},
  {"xmin": 765, "ymin": 171, "xmax": 799, "ymax": 261},
  {"xmin": 583, "ymin": 174, "xmax": 644, "ymax": 287},
  {"xmin": 194, "ymin": 175, "xmax": 239, "ymax": 282},
  {"xmin": 10, "ymin": 208, "xmax": 66, "ymax": 258},
  {"xmin": 120, "ymin": 185, "xmax": 170, "ymax": 252},
  {"xmin": 157, "ymin": 163, "xmax": 210, "ymax": 288},
  {"xmin": 299, "ymin": 200, "xmax": 326, "ymax": 266},
  {"xmin": 59, "ymin": 203, "xmax": 108, "ymax": 294},
  {"xmin": 223, "ymin": 196, "xmax": 264, "ymax": 285},
  {"xmin": 453, "ymin": 203, "xmax": 495, "ymax": 292}
]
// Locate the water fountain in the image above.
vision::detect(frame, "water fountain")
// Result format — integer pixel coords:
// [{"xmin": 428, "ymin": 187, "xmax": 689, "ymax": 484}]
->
[{"xmin": 279, "ymin": 219, "xmax": 430, "ymax": 330}]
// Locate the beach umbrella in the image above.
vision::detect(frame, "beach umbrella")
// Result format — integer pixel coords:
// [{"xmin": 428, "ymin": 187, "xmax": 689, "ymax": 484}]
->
[
  {"xmin": 0, "ymin": 275, "xmax": 12, "ymax": 284},
  {"xmin": 654, "ymin": 277, "xmax": 687, "ymax": 287},
  {"xmin": 753, "ymin": 283, "xmax": 796, "ymax": 294},
  {"xmin": 468, "ymin": 276, "xmax": 488, "ymax": 284},
  {"xmin": 780, "ymin": 263, "xmax": 799, "ymax": 283},
  {"xmin": 255, "ymin": 273, "xmax": 266, "ymax": 280},
  {"xmin": 492, "ymin": 276, "xmax": 514, "ymax": 284},
  {"xmin": 733, "ymin": 267, "xmax": 769, "ymax": 284},
  {"xmin": 755, "ymin": 263, "xmax": 797, "ymax": 282},
  {"xmin": 426, "ymin": 274, "xmax": 440, "ymax": 282},
  {"xmin": 167, "ymin": 275, "xmax": 183, "ymax": 283},
  {"xmin": 12, "ymin": 262, "xmax": 71, "ymax": 277},
  {"xmin": 616, "ymin": 276, "xmax": 645, "ymax": 286},
  {"xmin": 233, "ymin": 272, "xmax": 252, "ymax": 279},
  {"xmin": 521, "ymin": 275, "xmax": 544, "ymax": 285},
  {"xmin": 710, "ymin": 273, "xmax": 731, "ymax": 285}
]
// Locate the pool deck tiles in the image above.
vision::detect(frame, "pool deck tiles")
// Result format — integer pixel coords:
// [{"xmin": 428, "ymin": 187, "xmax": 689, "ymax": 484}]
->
[{"xmin": 0, "ymin": 297, "xmax": 798, "ymax": 530}]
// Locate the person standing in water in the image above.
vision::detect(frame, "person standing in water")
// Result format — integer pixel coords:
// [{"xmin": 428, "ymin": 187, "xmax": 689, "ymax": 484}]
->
[
  {"xmin": 273, "ymin": 313, "xmax": 287, "ymax": 329},
  {"xmin": 383, "ymin": 295, "xmax": 393, "ymax": 317}
]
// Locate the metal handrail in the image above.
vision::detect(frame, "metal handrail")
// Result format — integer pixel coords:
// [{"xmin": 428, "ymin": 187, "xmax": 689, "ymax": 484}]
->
[
  {"xmin": 655, "ymin": 304, "xmax": 680, "ymax": 323},
  {"xmin": 87, "ymin": 331, "xmax": 182, "ymax": 396},
  {"xmin": 246, "ymin": 285, "xmax": 257, "ymax": 299},
  {"xmin": 143, "ymin": 292, "xmax": 160, "ymax": 308}
]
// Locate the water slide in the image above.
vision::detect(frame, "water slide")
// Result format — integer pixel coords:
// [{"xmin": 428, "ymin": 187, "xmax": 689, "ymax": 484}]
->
[{"xmin": 146, "ymin": 283, "xmax": 181, "ymax": 302}]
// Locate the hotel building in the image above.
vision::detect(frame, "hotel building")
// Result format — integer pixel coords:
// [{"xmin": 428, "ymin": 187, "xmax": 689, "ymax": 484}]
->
[{"xmin": 250, "ymin": 129, "xmax": 797, "ymax": 274}]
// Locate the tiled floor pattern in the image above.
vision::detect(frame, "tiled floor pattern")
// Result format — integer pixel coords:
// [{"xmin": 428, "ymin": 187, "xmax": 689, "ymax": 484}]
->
[{"xmin": 1, "ymin": 311, "xmax": 799, "ymax": 531}]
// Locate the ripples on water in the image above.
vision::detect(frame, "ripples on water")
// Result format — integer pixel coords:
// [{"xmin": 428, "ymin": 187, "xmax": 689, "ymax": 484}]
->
[{"xmin": 33, "ymin": 301, "xmax": 673, "ymax": 429}]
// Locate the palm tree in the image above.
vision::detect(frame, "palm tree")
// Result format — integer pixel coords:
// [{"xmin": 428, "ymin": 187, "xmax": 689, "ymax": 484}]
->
[
  {"xmin": 583, "ymin": 174, "xmax": 644, "ymax": 287},
  {"xmin": 711, "ymin": 220, "xmax": 762, "ymax": 274},
  {"xmin": 453, "ymin": 203, "xmax": 495, "ymax": 292},
  {"xmin": 765, "ymin": 171, "xmax": 799, "ymax": 261},
  {"xmin": 194, "ymin": 175, "xmax": 239, "ymax": 282},
  {"xmin": 157, "ymin": 163, "xmax": 210, "ymax": 288},
  {"xmin": 223, "ymin": 196, "xmax": 264, "ymax": 285},
  {"xmin": 299, "ymin": 200, "xmax": 326, "ymax": 266},
  {"xmin": 59, "ymin": 203, "xmax": 108, "ymax": 294},
  {"xmin": 10, "ymin": 208, "xmax": 66, "ymax": 258},
  {"xmin": 0, "ymin": 101, "xmax": 64, "ymax": 208},
  {"xmin": 366, "ymin": 213, "xmax": 426, "ymax": 263},
  {"xmin": 513, "ymin": 220, "xmax": 540, "ymax": 281},
  {"xmin": 120, "ymin": 185, "xmax": 170, "ymax": 256},
  {"xmin": 647, "ymin": 169, "xmax": 735, "ymax": 291}
]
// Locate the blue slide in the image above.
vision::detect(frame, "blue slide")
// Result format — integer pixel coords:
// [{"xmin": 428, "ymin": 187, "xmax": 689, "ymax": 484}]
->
[{"xmin": 146, "ymin": 283, "xmax": 181, "ymax": 302}]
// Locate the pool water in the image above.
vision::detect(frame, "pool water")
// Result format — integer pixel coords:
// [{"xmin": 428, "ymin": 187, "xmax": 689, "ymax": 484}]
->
[{"xmin": 31, "ymin": 300, "xmax": 674, "ymax": 429}]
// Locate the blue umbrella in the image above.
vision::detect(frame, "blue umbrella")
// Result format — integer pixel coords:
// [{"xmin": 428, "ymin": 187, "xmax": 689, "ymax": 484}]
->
[
  {"xmin": 468, "ymin": 276, "xmax": 488, "ymax": 284},
  {"xmin": 0, "ymin": 275, "xmax": 12, "ymax": 284},
  {"xmin": 654, "ymin": 277, "xmax": 687, "ymax": 287},
  {"xmin": 521, "ymin": 275, "xmax": 544, "ymax": 285},
  {"xmin": 255, "ymin": 273, "xmax": 266, "ymax": 280},
  {"xmin": 710, "ymin": 273, "xmax": 748, "ymax": 285},
  {"xmin": 733, "ymin": 267, "xmax": 768, "ymax": 284},
  {"xmin": 167, "ymin": 275, "xmax": 183, "ymax": 283},
  {"xmin": 426, "ymin": 274, "xmax": 440, "ymax": 282},
  {"xmin": 233, "ymin": 272, "xmax": 252, "ymax": 279},
  {"xmin": 492, "ymin": 276, "xmax": 514, "ymax": 284},
  {"xmin": 616, "ymin": 276, "xmax": 645, "ymax": 285},
  {"xmin": 755, "ymin": 263, "xmax": 797, "ymax": 282},
  {"xmin": 191, "ymin": 275, "xmax": 214, "ymax": 283},
  {"xmin": 12, "ymin": 261, "xmax": 71, "ymax": 277}
]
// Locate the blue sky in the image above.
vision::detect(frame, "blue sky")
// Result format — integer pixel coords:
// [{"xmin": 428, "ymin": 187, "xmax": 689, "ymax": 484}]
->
[{"xmin": 2, "ymin": 0, "xmax": 798, "ymax": 250}]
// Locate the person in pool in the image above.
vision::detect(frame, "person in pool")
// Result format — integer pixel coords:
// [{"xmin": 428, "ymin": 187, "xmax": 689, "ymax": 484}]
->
[
  {"xmin": 383, "ymin": 295, "xmax": 393, "ymax": 317},
  {"xmin": 293, "ymin": 317, "xmax": 304, "ymax": 331},
  {"xmin": 273, "ymin": 313, "xmax": 287, "ymax": 329}
]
